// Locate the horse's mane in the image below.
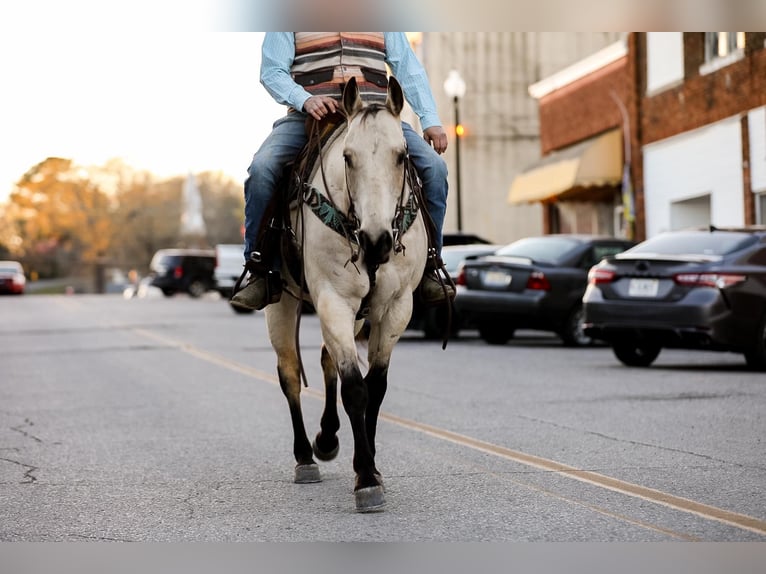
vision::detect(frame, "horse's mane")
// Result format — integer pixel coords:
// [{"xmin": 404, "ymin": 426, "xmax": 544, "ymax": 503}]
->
[{"xmin": 355, "ymin": 103, "xmax": 390, "ymax": 124}]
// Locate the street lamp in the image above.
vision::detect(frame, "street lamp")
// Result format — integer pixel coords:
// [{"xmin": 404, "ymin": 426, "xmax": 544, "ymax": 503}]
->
[{"xmin": 443, "ymin": 69, "xmax": 466, "ymax": 232}]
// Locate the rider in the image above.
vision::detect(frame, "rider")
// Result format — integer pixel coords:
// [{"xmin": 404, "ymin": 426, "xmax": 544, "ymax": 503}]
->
[{"xmin": 232, "ymin": 32, "xmax": 455, "ymax": 311}]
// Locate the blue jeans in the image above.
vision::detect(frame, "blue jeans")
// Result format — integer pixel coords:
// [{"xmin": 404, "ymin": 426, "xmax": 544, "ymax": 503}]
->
[{"xmin": 243, "ymin": 112, "xmax": 449, "ymax": 259}]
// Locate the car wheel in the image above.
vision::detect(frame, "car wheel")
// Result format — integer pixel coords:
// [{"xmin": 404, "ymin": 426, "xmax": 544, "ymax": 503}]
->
[
  {"xmin": 478, "ymin": 321, "xmax": 515, "ymax": 345},
  {"xmin": 744, "ymin": 314, "xmax": 766, "ymax": 371},
  {"xmin": 612, "ymin": 342, "xmax": 661, "ymax": 367},
  {"xmin": 560, "ymin": 305, "xmax": 592, "ymax": 347},
  {"xmin": 422, "ymin": 306, "xmax": 459, "ymax": 340},
  {"xmin": 187, "ymin": 280, "xmax": 207, "ymax": 298},
  {"xmin": 161, "ymin": 288, "xmax": 174, "ymax": 297}
]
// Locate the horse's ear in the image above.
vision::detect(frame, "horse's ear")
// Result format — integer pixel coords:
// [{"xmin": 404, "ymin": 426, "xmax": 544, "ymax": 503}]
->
[
  {"xmin": 343, "ymin": 77, "xmax": 363, "ymax": 118},
  {"xmin": 386, "ymin": 76, "xmax": 404, "ymax": 118}
]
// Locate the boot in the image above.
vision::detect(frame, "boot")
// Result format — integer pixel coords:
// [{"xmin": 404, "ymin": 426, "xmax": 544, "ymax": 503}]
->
[
  {"xmin": 418, "ymin": 261, "xmax": 455, "ymax": 306},
  {"xmin": 230, "ymin": 252, "xmax": 282, "ymax": 311}
]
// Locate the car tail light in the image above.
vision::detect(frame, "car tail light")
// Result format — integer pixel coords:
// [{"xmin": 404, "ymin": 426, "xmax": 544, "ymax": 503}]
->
[
  {"xmin": 588, "ymin": 267, "xmax": 615, "ymax": 285},
  {"xmin": 173, "ymin": 266, "xmax": 184, "ymax": 279},
  {"xmin": 455, "ymin": 264, "xmax": 466, "ymax": 286},
  {"xmin": 674, "ymin": 273, "xmax": 746, "ymax": 289},
  {"xmin": 526, "ymin": 270, "xmax": 551, "ymax": 291}
]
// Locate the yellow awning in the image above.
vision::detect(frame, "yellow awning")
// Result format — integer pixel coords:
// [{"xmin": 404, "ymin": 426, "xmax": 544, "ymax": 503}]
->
[{"xmin": 508, "ymin": 128, "xmax": 623, "ymax": 204}]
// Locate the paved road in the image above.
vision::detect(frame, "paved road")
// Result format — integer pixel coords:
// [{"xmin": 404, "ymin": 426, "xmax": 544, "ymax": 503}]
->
[{"xmin": 1, "ymin": 294, "xmax": 765, "ymax": 542}]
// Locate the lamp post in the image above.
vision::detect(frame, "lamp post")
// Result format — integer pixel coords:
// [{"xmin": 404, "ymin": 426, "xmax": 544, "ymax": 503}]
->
[{"xmin": 443, "ymin": 69, "xmax": 466, "ymax": 232}]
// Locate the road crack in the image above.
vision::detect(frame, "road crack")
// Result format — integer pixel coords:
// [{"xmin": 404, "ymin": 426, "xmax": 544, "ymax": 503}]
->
[
  {"xmin": 0, "ymin": 457, "xmax": 38, "ymax": 484},
  {"xmin": 515, "ymin": 413, "xmax": 766, "ymax": 471},
  {"xmin": 11, "ymin": 418, "xmax": 43, "ymax": 443}
]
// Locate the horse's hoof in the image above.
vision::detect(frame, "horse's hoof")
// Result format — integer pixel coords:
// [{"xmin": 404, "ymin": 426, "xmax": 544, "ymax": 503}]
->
[
  {"xmin": 294, "ymin": 463, "xmax": 321, "ymax": 484},
  {"xmin": 355, "ymin": 485, "xmax": 386, "ymax": 513},
  {"xmin": 374, "ymin": 472, "xmax": 385, "ymax": 492},
  {"xmin": 312, "ymin": 437, "xmax": 339, "ymax": 461}
]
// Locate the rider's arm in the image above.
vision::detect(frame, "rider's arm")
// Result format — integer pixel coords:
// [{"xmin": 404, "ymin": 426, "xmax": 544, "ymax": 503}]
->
[
  {"xmin": 383, "ymin": 32, "xmax": 442, "ymax": 131},
  {"xmin": 260, "ymin": 32, "xmax": 313, "ymax": 113}
]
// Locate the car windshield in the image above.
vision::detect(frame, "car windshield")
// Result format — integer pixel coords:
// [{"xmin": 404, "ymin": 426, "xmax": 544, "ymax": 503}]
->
[
  {"xmin": 151, "ymin": 254, "xmax": 182, "ymax": 269},
  {"xmin": 441, "ymin": 247, "xmax": 496, "ymax": 272},
  {"xmin": 495, "ymin": 237, "xmax": 580, "ymax": 264},
  {"xmin": 0, "ymin": 266, "xmax": 20, "ymax": 274},
  {"xmin": 625, "ymin": 232, "xmax": 757, "ymax": 256}
]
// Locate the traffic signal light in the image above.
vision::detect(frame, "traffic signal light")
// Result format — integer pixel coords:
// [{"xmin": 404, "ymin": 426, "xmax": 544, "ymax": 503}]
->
[{"xmin": 455, "ymin": 124, "xmax": 465, "ymax": 137}]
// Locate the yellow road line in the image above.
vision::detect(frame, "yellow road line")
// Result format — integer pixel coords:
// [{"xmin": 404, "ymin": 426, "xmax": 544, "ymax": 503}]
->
[{"xmin": 132, "ymin": 327, "xmax": 766, "ymax": 537}]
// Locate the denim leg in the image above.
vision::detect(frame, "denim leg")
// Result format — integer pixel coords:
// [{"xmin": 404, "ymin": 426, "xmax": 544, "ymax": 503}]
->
[
  {"xmin": 402, "ymin": 122, "xmax": 449, "ymax": 255},
  {"xmin": 244, "ymin": 113, "xmax": 309, "ymax": 258}
]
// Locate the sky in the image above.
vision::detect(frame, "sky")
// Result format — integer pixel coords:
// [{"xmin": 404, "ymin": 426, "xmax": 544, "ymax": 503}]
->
[{"xmin": 0, "ymin": 31, "xmax": 283, "ymax": 202}]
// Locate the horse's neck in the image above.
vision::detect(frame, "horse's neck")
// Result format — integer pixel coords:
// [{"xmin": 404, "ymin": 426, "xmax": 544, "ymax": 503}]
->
[{"xmin": 312, "ymin": 136, "xmax": 351, "ymax": 214}]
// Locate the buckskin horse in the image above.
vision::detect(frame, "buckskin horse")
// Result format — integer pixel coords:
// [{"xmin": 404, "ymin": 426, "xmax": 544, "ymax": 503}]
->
[{"xmin": 264, "ymin": 76, "xmax": 429, "ymax": 512}]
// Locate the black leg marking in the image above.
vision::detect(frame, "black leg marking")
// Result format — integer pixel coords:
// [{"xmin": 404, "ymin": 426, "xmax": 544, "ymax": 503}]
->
[
  {"xmin": 314, "ymin": 345, "xmax": 341, "ymax": 460},
  {"xmin": 278, "ymin": 366, "xmax": 315, "ymax": 467},
  {"xmin": 364, "ymin": 364, "xmax": 388, "ymax": 459}
]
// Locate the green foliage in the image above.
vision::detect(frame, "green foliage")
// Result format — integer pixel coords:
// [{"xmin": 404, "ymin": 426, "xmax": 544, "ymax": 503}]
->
[{"xmin": 0, "ymin": 158, "xmax": 245, "ymax": 285}]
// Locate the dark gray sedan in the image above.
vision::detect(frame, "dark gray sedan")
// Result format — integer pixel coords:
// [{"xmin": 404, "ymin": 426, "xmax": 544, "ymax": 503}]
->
[
  {"xmin": 455, "ymin": 235, "xmax": 634, "ymax": 346},
  {"xmin": 583, "ymin": 226, "xmax": 766, "ymax": 370}
]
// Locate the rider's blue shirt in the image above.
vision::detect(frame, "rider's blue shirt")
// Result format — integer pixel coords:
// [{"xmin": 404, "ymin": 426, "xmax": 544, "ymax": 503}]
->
[{"xmin": 260, "ymin": 32, "xmax": 443, "ymax": 130}]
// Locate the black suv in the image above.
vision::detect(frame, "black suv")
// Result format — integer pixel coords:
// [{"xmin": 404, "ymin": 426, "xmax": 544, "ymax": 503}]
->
[{"xmin": 149, "ymin": 248, "xmax": 216, "ymax": 298}]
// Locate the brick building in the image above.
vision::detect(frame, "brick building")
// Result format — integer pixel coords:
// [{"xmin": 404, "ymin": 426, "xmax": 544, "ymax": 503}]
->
[
  {"xmin": 508, "ymin": 36, "xmax": 639, "ymax": 239},
  {"xmin": 509, "ymin": 32, "xmax": 766, "ymax": 242},
  {"xmin": 640, "ymin": 32, "xmax": 766, "ymax": 238},
  {"xmin": 411, "ymin": 32, "xmax": 623, "ymax": 244}
]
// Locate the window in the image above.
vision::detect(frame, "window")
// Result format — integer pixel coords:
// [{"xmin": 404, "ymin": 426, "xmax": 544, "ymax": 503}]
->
[
  {"xmin": 646, "ymin": 32, "xmax": 684, "ymax": 93},
  {"xmin": 757, "ymin": 192, "xmax": 766, "ymax": 225},
  {"xmin": 627, "ymin": 231, "xmax": 758, "ymax": 257},
  {"xmin": 582, "ymin": 244, "xmax": 631, "ymax": 269},
  {"xmin": 701, "ymin": 32, "xmax": 746, "ymax": 74},
  {"xmin": 705, "ymin": 32, "xmax": 745, "ymax": 60},
  {"xmin": 670, "ymin": 194, "xmax": 711, "ymax": 231}
]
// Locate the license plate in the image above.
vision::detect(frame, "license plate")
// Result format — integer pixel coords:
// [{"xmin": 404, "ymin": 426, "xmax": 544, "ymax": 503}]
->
[
  {"xmin": 628, "ymin": 278, "xmax": 659, "ymax": 297},
  {"xmin": 482, "ymin": 270, "xmax": 512, "ymax": 288}
]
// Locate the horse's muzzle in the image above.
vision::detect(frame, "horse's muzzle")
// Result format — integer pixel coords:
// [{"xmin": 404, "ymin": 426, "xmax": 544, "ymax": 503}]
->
[{"xmin": 359, "ymin": 230, "xmax": 393, "ymax": 267}]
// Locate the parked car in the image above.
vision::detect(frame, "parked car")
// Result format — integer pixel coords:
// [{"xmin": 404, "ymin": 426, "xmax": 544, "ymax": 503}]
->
[
  {"xmin": 0, "ymin": 261, "xmax": 26, "ymax": 295},
  {"xmin": 455, "ymin": 235, "xmax": 634, "ymax": 346},
  {"xmin": 583, "ymin": 226, "xmax": 766, "ymax": 370},
  {"xmin": 214, "ymin": 243, "xmax": 246, "ymax": 299},
  {"xmin": 148, "ymin": 248, "xmax": 216, "ymax": 298},
  {"xmin": 443, "ymin": 232, "xmax": 493, "ymax": 246},
  {"xmin": 408, "ymin": 242, "xmax": 501, "ymax": 339},
  {"xmin": 214, "ymin": 243, "xmax": 259, "ymax": 314}
]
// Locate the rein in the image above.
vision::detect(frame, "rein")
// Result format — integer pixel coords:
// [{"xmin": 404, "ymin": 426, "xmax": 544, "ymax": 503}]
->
[{"xmin": 302, "ymin": 124, "xmax": 419, "ymax": 259}]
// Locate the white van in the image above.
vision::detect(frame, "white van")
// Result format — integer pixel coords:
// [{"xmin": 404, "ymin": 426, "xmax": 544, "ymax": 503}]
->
[{"xmin": 214, "ymin": 244, "xmax": 246, "ymax": 299}]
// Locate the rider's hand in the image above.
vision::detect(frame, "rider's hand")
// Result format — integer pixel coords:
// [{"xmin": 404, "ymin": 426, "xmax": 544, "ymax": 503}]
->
[
  {"xmin": 303, "ymin": 96, "xmax": 340, "ymax": 120},
  {"xmin": 424, "ymin": 126, "xmax": 448, "ymax": 155}
]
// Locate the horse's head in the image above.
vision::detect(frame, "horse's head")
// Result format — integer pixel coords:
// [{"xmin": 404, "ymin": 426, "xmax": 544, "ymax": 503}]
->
[{"xmin": 341, "ymin": 76, "xmax": 407, "ymax": 266}]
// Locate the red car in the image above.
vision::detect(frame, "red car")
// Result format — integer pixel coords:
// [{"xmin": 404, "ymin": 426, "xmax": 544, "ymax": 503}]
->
[{"xmin": 0, "ymin": 261, "xmax": 26, "ymax": 295}]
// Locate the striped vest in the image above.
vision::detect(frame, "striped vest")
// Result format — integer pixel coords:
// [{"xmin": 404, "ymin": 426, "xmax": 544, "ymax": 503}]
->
[{"xmin": 292, "ymin": 33, "xmax": 388, "ymax": 104}]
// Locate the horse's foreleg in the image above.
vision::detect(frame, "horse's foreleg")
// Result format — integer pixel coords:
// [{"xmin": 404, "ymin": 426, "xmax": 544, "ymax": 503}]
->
[
  {"xmin": 312, "ymin": 344, "xmax": 340, "ymax": 461},
  {"xmin": 337, "ymin": 359, "xmax": 385, "ymax": 511},
  {"xmin": 266, "ymin": 302, "xmax": 320, "ymax": 484},
  {"xmin": 277, "ymin": 361, "xmax": 320, "ymax": 483},
  {"xmin": 316, "ymin": 296, "xmax": 384, "ymax": 512},
  {"xmin": 364, "ymin": 363, "xmax": 388, "ymax": 458}
]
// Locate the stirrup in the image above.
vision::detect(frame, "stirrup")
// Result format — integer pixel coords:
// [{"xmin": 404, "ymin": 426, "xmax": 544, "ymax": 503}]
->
[{"xmin": 231, "ymin": 251, "xmax": 283, "ymax": 306}]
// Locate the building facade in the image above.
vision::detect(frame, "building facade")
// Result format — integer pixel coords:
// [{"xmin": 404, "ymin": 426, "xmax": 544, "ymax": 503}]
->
[
  {"xmin": 410, "ymin": 32, "xmax": 623, "ymax": 244},
  {"xmin": 510, "ymin": 36, "xmax": 639, "ymax": 240},
  {"xmin": 510, "ymin": 32, "xmax": 766, "ymax": 242},
  {"xmin": 641, "ymin": 32, "xmax": 766, "ymax": 237}
]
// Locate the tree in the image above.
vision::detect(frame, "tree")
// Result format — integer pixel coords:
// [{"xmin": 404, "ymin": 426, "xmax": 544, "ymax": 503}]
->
[
  {"xmin": 6, "ymin": 157, "xmax": 115, "ymax": 283},
  {"xmin": 1, "ymin": 157, "xmax": 246, "ymax": 288}
]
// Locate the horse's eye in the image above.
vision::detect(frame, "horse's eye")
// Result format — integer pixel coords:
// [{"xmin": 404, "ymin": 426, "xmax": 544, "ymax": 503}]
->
[
  {"xmin": 397, "ymin": 152, "xmax": 406, "ymax": 165},
  {"xmin": 343, "ymin": 153, "xmax": 353, "ymax": 168}
]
